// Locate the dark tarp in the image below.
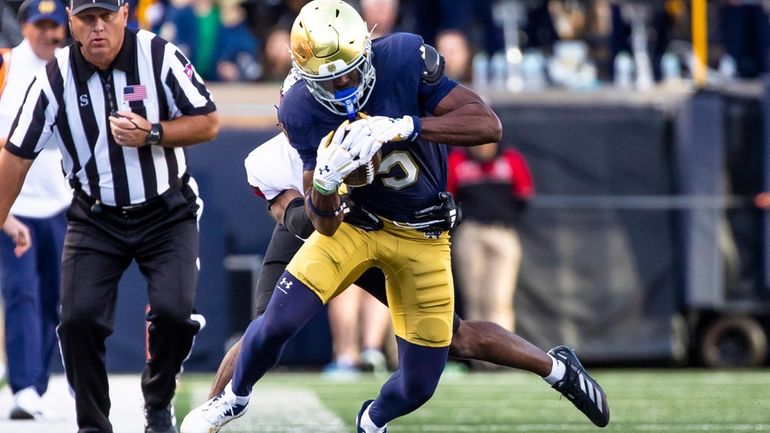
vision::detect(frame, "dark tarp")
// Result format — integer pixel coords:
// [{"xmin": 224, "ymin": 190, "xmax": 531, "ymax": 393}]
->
[{"xmin": 491, "ymin": 103, "xmax": 684, "ymax": 362}]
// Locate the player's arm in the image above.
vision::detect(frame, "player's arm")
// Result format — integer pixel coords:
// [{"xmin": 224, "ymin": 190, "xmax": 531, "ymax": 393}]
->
[
  {"xmin": 300, "ymin": 122, "xmax": 363, "ymax": 236},
  {"xmin": 416, "ymin": 43, "xmax": 501, "ymax": 146},
  {"xmin": 420, "ymin": 84, "xmax": 502, "ymax": 147},
  {"xmin": 268, "ymin": 188, "xmax": 303, "ymax": 223},
  {"xmin": 270, "ymin": 185, "xmax": 382, "ymax": 238},
  {"xmin": 343, "ymin": 44, "xmax": 501, "ymax": 161},
  {"xmin": 303, "ymin": 170, "xmax": 344, "ymax": 236},
  {"xmin": 269, "ymin": 188, "xmax": 318, "ymax": 240},
  {"xmin": 352, "ymin": 84, "xmax": 501, "ymax": 154}
]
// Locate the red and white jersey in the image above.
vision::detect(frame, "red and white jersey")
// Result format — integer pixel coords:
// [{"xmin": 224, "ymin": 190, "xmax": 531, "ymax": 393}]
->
[
  {"xmin": 244, "ymin": 133, "xmax": 304, "ymax": 201},
  {"xmin": 243, "ymin": 70, "xmax": 304, "ymax": 201}
]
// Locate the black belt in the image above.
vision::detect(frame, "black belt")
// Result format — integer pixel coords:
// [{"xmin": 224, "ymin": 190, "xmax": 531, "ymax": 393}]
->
[
  {"xmin": 75, "ymin": 174, "xmax": 190, "ymax": 220},
  {"xmin": 76, "ymin": 191, "xmax": 166, "ymax": 219}
]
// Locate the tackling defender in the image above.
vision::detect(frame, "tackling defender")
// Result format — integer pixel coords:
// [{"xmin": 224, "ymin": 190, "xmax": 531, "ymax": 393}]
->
[
  {"xmin": 182, "ymin": 1, "xmax": 609, "ymax": 432},
  {"xmin": 205, "ymin": 131, "xmax": 610, "ymax": 430}
]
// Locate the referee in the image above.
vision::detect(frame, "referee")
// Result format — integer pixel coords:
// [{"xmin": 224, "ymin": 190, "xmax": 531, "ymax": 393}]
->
[{"xmin": 0, "ymin": 0, "xmax": 218, "ymax": 432}]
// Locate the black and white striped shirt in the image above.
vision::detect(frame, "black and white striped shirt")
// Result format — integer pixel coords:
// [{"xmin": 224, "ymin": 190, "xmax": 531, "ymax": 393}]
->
[{"xmin": 5, "ymin": 28, "xmax": 216, "ymax": 206}]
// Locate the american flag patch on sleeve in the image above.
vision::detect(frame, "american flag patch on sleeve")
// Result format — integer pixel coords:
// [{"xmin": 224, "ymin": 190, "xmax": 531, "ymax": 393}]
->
[{"xmin": 123, "ymin": 85, "xmax": 147, "ymax": 101}]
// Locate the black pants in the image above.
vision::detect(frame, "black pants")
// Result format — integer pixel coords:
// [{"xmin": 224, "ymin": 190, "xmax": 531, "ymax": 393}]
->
[
  {"xmin": 58, "ymin": 185, "xmax": 201, "ymax": 433},
  {"xmin": 253, "ymin": 224, "xmax": 461, "ymax": 330}
]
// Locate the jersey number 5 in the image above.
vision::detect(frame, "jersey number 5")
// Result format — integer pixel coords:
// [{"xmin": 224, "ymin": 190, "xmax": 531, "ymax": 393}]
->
[{"xmin": 376, "ymin": 150, "xmax": 419, "ymax": 190}]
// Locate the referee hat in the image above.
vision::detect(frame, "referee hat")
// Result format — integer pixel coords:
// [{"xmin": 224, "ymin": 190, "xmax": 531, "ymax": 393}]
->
[{"xmin": 70, "ymin": 0, "xmax": 125, "ymax": 15}]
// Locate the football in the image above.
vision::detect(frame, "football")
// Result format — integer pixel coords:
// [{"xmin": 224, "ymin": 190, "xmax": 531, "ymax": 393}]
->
[{"xmin": 344, "ymin": 150, "xmax": 382, "ymax": 187}]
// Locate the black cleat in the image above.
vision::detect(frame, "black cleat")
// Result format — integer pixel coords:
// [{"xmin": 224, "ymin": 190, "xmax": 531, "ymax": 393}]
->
[
  {"xmin": 145, "ymin": 404, "xmax": 178, "ymax": 433},
  {"xmin": 548, "ymin": 345, "xmax": 610, "ymax": 427}
]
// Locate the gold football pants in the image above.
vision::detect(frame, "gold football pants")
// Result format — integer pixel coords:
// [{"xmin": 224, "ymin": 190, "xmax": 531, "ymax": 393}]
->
[{"xmin": 286, "ymin": 220, "xmax": 454, "ymax": 347}]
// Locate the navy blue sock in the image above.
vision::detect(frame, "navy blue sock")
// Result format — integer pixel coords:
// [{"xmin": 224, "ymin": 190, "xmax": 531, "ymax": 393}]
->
[
  {"xmin": 368, "ymin": 337, "xmax": 449, "ymax": 426},
  {"xmin": 231, "ymin": 271, "xmax": 323, "ymax": 396}
]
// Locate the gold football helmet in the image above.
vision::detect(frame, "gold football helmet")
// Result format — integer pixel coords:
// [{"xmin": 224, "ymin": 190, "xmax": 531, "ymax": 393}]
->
[{"xmin": 290, "ymin": 0, "xmax": 376, "ymax": 117}]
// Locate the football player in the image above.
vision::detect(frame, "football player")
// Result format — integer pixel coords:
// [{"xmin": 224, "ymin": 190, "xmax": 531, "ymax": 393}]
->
[
  {"xmin": 208, "ymin": 131, "xmax": 610, "ymax": 429},
  {"xmin": 181, "ymin": 2, "xmax": 609, "ymax": 432}
]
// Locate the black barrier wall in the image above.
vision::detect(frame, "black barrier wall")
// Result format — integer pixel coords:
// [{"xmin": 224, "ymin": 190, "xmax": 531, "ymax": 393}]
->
[{"xmin": 494, "ymin": 103, "xmax": 684, "ymax": 362}]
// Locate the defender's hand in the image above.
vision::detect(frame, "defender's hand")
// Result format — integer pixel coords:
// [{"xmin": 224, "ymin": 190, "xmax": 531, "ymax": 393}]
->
[
  {"xmin": 313, "ymin": 122, "xmax": 361, "ymax": 195},
  {"xmin": 2, "ymin": 215, "xmax": 31, "ymax": 257}
]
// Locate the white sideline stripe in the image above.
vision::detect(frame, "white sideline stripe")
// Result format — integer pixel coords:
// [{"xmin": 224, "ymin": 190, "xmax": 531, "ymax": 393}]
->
[
  {"xmin": 191, "ymin": 386, "xmax": 348, "ymax": 433},
  {"xmin": 0, "ymin": 375, "xmax": 349, "ymax": 433},
  {"xmin": 0, "ymin": 374, "xmax": 146, "ymax": 433}
]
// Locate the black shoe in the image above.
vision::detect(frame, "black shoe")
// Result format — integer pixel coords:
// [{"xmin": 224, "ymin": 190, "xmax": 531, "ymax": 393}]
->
[
  {"xmin": 145, "ymin": 404, "xmax": 178, "ymax": 433},
  {"xmin": 548, "ymin": 345, "xmax": 610, "ymax": 427}
]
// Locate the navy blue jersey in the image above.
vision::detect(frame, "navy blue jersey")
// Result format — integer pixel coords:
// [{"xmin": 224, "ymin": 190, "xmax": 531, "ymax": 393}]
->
[{"xmin": 278, "ymin": 32, "xmax": 457, "ymax": 222}]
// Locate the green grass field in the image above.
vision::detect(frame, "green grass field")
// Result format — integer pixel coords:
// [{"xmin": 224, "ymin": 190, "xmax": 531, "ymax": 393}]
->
[{"xmin": 174, "ymin": 369, "xmax": 770, "ymax": 432}]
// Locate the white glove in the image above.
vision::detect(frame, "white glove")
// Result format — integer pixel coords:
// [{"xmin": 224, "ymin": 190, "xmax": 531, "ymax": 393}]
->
[
  {"xmin": 340, "ymin": 117, "xmax": 382, "ymax": 163},
  {"xmin": 313, "ymin": 121, "xmax": 361, "ymax": 195},
  {"xmin": 369, "ymin": 115, "xmax": 418, "ymax": 142},
  {"xmin": 342, "ymin": 115, "xmax": 420, "ymax": 163}
]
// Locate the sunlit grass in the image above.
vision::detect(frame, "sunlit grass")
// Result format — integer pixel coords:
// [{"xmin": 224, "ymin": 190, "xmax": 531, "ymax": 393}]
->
[{"xmin": 175, "ymin": 369, "xmax": 770, "ymax": 432}]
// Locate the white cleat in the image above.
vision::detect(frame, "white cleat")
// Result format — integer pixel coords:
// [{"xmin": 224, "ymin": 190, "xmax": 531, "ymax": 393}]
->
[
  {"xmin": 356, "ymin": 399, "xmax": 387, "ymax": 433},
  {"xmin": 180, "ymin": 384, "xmax": 247, "ymax": 433}
]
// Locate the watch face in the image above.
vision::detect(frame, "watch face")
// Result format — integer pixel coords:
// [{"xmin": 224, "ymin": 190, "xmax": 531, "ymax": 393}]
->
[{"xmin": 148, "ymin": 126, "xmax": 161, "ymax": 145}]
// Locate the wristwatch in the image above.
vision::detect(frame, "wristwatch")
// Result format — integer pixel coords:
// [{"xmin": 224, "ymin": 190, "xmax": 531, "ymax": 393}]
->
[{"xmin": 146, "ymin": 123, "xmax": 163, "ymax": 146}]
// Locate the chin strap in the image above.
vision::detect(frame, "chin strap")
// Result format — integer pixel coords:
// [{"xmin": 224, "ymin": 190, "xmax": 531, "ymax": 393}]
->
[{"xmin": 335, "ymin": 87, "xmax": 359, "ymax": 120}]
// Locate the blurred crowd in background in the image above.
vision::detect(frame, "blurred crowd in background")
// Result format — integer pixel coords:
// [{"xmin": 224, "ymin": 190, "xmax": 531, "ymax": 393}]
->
[{"xmin": 1, "ymin": 0, "xmax": 769, "ymax": 88}]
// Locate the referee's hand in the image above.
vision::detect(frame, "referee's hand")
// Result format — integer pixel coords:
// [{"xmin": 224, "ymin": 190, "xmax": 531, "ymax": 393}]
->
[
  {"xmin": 109, "ymin": 111, "xmax": 152, "ymax": 148},
  {"xmin": 2, "ymin": 215, "xmax": 31, "ymax": 257}
]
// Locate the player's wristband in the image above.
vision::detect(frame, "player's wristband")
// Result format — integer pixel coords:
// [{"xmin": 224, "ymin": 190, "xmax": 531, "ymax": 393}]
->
[
  {"xmin": 306, "ymin": 191, "xmax": 345, "ymax": 218},
  {"xmin": 313, "ymin": 180, "xmax": 337, "ymax": 196},
  {"xmin": 408, "ymin": 115, "xmax": 421, "ymax": 141}
]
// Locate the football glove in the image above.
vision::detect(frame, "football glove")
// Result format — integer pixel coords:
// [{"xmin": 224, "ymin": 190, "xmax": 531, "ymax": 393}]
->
[
  {"xmin": 313, "ymin": 121, "xmax": 361, "ymax": 195},
  {"xmin": 342, "ymin": 195, "xmax": 383, "ymax": 231},
  {"xmin": 339, "ymin": 118, "xmax": 381, "ymax": 164},
  {"xmin": 369, "ymin": 115, "xmax": 420, "ymax": 143},
  {"xmin": 412, "ymin": 192, "xmax": 462, "ymax": 239},
  {"xmin": 342, "ymin": 115, "xmax": 421, "ymax": 163}
]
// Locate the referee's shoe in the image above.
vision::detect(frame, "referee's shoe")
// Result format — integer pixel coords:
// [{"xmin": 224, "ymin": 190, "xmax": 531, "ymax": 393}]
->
[
  {"xmin": 145, "ymin": 404, "xmax": 177, "ymax": 433},
  {"xmin": 548, "ymin": 345, "xmax": 610, "ymax": 427}
]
